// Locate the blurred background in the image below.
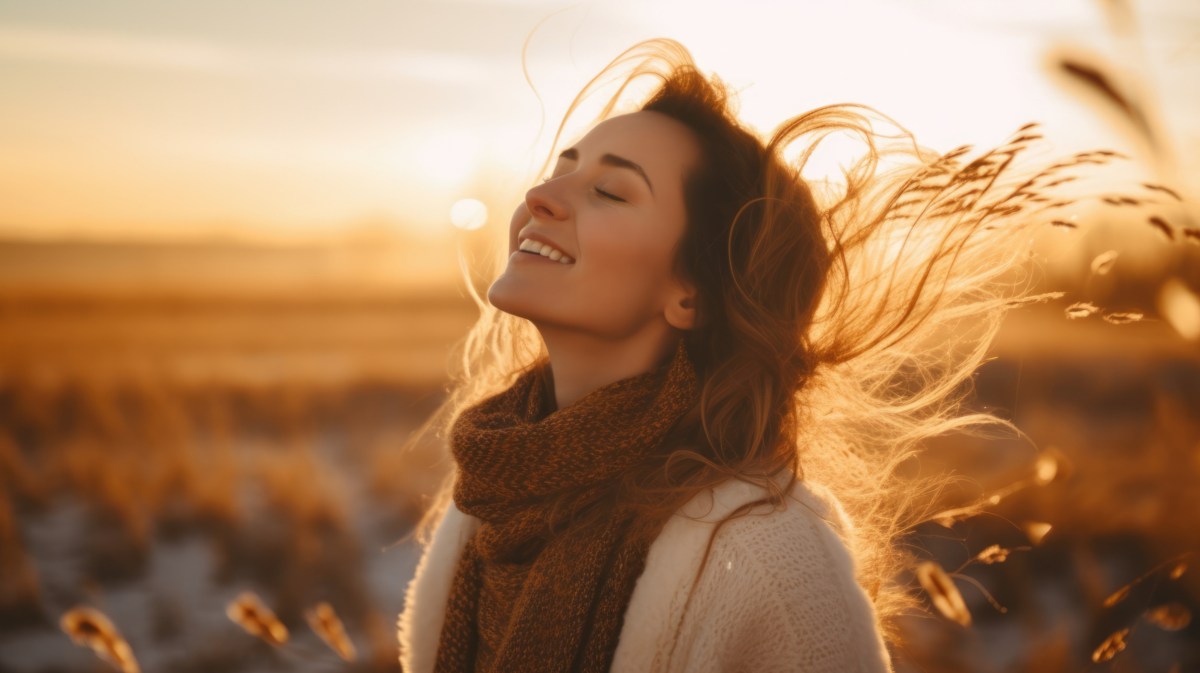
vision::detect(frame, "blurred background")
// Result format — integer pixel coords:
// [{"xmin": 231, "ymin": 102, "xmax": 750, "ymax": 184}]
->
[{"xmin": 1, "ymin": 0, "xmax": 1198, "ymax": 671}]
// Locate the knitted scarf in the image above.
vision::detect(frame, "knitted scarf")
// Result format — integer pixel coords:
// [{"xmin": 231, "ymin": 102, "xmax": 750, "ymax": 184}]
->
[{"xmin": 433, "ymin": 338, "xmax": 699, "ymax": 673}]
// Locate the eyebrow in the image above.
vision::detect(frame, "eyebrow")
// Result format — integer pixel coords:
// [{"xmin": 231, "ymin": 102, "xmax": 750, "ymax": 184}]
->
[{"xmin": 558, "ymin": 147, "xmax": 655, "ymax": 196}]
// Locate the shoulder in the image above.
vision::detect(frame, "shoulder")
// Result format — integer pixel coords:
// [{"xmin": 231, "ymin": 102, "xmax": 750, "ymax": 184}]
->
[
  {"xmin": 667, "ymin": 473, "xmax": 861, "ymax": 573},
  {"xmin": 705, "ymin": 477, "xmax": 863, "ymax": 581},
  {"xmin": 678, "ymin": 475, "xmax": 867, "ymax": 615},
  {"xmin": 627, "ymin": 474, "xmax": 894, "ymax": 673},
  {"xmin": 683, "ymin": 473, "xmax": 850, "ymax": 532}
]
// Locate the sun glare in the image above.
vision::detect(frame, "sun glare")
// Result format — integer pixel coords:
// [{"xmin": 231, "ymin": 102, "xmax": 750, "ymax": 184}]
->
[
  {"xmin": 449, "ymin": 198, "xmax": 488, "ymax": 231},
  {"xmin": 411, "ymin": 130, "xmax": 480, "ymax": 190},
  {"xmin": 788, "ymin": 130, "xmax": 866, "ymax": 184}
]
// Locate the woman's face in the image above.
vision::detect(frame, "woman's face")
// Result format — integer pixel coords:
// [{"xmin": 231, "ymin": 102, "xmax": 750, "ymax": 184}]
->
[{"xmin": 488, "ymin": 110, "xmax": 701, "ymax": 339}]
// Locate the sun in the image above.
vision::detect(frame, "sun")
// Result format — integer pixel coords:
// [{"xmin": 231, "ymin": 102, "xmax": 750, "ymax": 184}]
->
[{"xmin": 449, "ymin": 198, "xmax": 488, "ymax": 231}]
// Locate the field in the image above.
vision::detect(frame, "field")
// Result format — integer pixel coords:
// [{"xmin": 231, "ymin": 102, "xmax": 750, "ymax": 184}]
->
[{"xmin": 0, "ymin": 237, "xmax": 1197, "ymax": 672}]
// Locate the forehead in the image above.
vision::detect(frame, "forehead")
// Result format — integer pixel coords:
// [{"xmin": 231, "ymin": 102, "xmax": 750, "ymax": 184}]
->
[{"xmin": 570, "ymin": 111, "xmax": 700, "ymax": 186}]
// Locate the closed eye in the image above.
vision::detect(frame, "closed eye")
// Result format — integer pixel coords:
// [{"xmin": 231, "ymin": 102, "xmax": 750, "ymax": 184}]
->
[
  {"xmin": 595, "ymin": 187, "xmax": 625, "ymax": 203},
  {"xmin": 540, "ymin": 177, "xmax": 626, "ymax": 203}
]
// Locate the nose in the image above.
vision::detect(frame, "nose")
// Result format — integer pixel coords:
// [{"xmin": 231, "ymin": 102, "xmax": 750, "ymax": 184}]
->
[{"xmin": 525, "ymin": 179, "xmax": 569, "ymax": 221}]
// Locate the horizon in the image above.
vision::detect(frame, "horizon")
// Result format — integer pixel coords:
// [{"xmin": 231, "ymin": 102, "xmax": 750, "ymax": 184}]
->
[{"xmin": 2, "ymin": 0, "xmax": 1197, "ymax": 246}]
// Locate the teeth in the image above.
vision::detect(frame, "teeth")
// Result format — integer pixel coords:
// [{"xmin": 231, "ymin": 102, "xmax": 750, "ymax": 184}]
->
[{"xmin": 519, "ymin": 238, "xmax": 574, "ymax": 264}]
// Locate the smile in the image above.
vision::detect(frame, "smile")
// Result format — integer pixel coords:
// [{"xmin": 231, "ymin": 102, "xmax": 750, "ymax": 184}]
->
[{"xmin": 518, "ymin": 238, "xmax": 575, "ymax": 264}]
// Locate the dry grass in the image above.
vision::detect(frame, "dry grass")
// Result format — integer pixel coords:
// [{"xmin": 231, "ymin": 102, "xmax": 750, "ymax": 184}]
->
[
  {"xmin": 306, "ymin": 601, "xmax": 357, "ymax": 661},
  {"xmin": 60, "ymin": 605, "xmax": 140, "ymax": 673},
  {"xmin": 227, "ymin": 591, "xmax": 289, "ymax": 646},
  {"xmin": 0, "ymin": 362, "xmax": 444, "ymax": 671},
  {"xmin": 1, "ymin": 286, "xmax": 1194, "ymax": 672}
]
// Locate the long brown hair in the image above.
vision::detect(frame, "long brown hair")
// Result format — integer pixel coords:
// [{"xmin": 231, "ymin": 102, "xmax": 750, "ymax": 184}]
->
[{"xmin": 400, "ymin": 37, "xmax": 1125, "ymax": 650}]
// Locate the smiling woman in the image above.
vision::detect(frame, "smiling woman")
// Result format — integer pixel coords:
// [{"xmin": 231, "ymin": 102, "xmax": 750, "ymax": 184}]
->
[
  {"xmin": 487, "ymin": 110, "xmax": 701, "ymax": 406},
  {"xmin": 394, "ymin": 36, "xmax": 1122, "ymax": 673}
]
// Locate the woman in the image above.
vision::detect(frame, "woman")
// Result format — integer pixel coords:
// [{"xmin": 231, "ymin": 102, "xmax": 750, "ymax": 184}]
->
[{"xmin": 396, "ymin": 38, "xmax": 1118, "ymax": 672}]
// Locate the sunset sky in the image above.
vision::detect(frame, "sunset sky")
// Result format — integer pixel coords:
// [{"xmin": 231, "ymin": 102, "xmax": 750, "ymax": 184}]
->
[{"xmin": 1, "ymin": 0, "xmax": 1197, "ymax": 245}]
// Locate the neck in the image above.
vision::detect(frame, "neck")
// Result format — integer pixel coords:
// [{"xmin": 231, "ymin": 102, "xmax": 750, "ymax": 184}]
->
[{"xmin": 537, "ymin": 326, "xmax": 682, "ymax": 411}]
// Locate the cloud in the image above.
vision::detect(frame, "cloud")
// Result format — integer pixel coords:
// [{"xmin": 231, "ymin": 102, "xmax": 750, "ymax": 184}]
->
[
  {"xmin": 0, "ymin": 23, "xmax": 502, "ymax": 85},
  {"xmin": 0, "ymin": 24, "xmax": 236, "ymax": 72}
]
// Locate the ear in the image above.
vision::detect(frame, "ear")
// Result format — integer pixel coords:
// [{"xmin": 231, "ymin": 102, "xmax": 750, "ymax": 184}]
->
[{"xmin": 664, "ymin": 281, "xmax": 698, "ymax": 331}]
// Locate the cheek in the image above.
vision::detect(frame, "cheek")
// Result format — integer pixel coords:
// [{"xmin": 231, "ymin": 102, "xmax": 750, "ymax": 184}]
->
[
  {"xmin": 582, "ymin": 220, "xmax": 678, "ymax": 285},
  {"xmin": 509, "ymin": 203, "xmax": 530, "ymax": 248}
]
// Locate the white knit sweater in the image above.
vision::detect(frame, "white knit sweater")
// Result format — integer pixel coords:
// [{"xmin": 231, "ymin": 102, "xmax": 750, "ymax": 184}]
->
[{"xmin": 397, "ymin": 474, "xmax": 895, "ymax": 672}]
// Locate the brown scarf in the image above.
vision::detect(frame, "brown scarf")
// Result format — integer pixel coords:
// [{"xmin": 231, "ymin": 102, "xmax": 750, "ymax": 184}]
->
[{"xmin": 433, "ymin": 338, "xmax": 699, "ymax": 673}]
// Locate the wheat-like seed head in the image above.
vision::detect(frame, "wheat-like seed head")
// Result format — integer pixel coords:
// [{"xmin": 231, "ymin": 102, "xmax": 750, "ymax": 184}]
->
[
  {"xmin": 60, "ymin": 606, "xmax": 140, "ymax": 673},
  {"xmin": 226, "ymin": 591, "xmax": 289, "ymax": 646}
]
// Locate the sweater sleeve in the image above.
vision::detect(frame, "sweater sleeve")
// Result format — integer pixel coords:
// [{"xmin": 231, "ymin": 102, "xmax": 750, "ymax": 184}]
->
[{"xmin": 669, "ymin": 492, "xmax": 894, "ymax": 673}]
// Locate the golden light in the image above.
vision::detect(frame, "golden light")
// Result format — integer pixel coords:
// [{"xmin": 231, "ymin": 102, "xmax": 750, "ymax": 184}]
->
[
  {"xmin": 788, "ymin": 129, "xmax": 864, "ymax": 185},
  {"xmin": 449, "ymin": 198, "xmax": 488, "ymax": 231},
  {"xmin": 1157, "ymin": 277, "xmax": 1200, "ymax": 341},
  {"xmin": 1034, "ymin": 453, "xmax": 1059, "ymax": 486},
  {"xmin": 1024, "ymin": 522, "xmax": 1053, "ymax": 545},
  {"xmin": 411, "ymin": 130, "xmax": 481, "ymax": 190}
]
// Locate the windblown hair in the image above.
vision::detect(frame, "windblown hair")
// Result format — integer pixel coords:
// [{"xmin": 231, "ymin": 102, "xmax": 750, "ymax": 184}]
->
[{"xmin": 400, "ymin": 38, "xmax": 1123, "ymax": 650}]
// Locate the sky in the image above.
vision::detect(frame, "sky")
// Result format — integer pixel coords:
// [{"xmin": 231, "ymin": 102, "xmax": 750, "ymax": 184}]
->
[{"xmin": 0, "ymin": 0, "xmax": 1197, "ymax": 245}]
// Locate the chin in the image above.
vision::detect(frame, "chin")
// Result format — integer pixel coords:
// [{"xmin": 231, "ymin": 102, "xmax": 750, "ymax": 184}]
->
[
  {"xmin": 491, "ymin": 284, "xmax": 578, "ymax": 334},
  {"xmin": 487, "ymin": 277, "xmax": 533, "ymax": 320}
]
